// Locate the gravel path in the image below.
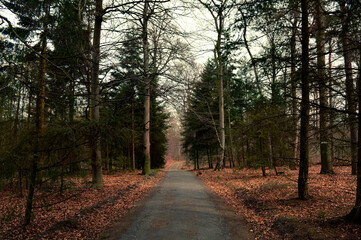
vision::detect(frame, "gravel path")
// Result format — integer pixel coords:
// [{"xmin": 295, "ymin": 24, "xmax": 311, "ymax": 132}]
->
[{"xmin": 107, "ymin": 162, "xmax": 253, "ymax": 240}]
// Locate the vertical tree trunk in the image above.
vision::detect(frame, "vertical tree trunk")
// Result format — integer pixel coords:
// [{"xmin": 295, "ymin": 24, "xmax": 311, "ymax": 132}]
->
[
  {"xmin": 298, "ymin": 0, "xmax": 310, "ymax": 200},
  {"xmin": 69, "ymin": 80, "xmax": 75, "ymax": 123},
  {"xmin": 290, "ymin": 0, "xmax": 299, "ymax": 165},
  {"xmin": 346, "ymin": 34, "xmax": 361, "ymax": 221},
  {"xmin": 207, "ymin": 148, "xmax": 212, "ymax": 169},
  {"xmin": 340, "ymin": 2, "xmax": 357, "ymax": 175},
  {"xmin": 214, "ymin": 5, "xmax": 225, "ymax": 171},
  {"xmin": 15, "ymin": 85, "xmax": 22, "ymax": 196},
  {"xmin": 328, "ymin": 39, "xmax": 335, "ymax": 166},
  {"xmin": 59, "ymin": 164, "xmax": 64, "ymax": 195},
  {"xmin": 24, "ymin": 23, "xmax": 48, "ymax": 226},
  {"xmin": 105, "ymin": 144, "xmax": 109, "ymax": 171},
  {"xmin": 90, "ymin": 0, "xmax": 103, "ymax": 188},
  {"xmin": 18, "ymin": 168, "xmax": 23, "ymax": 197},
  {"xmin": 143, "ymin": 0, "xmax": 151, "ymax": 175},
  {"xmin": 109, "ymin": 156, "xmax": 113, "ymax": 171},
  {"xmin": 14, "ymin": 84, "xmax": 21, "ymax": 133},
  {"xmin": 316, "ymin": 0, "xmax": 333, "ymax": 174},
  {"xmin": 227, "ymin": 79, "xmax": 235, "ymax": 168},
  {"xmin": 132, "ymin": 97, "xmax": 136, "ymax": 171},
  {"xmin": 196, "ymin": 149, "xmax": 200, "ymax": 170},
  {"xmin": 260, "ymin": 137, "xmax": 266, "ymax": 176}
]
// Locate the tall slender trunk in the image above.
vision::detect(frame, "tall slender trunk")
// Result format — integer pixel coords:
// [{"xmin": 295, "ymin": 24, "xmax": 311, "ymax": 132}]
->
[
  {"xmin": 14, "ymin": 84, "xmax": 21, "ymax": 133},
  {"xmin": 340, "ymin": 2, "xmax": 357, "ymax": 175},
  {"xmin": 329, "ymin": 39, "xmax": 335, "ymax": 166},
  {"xmin": 195, "ymin": 149, "xmax": 200, "ymax": 170},
  {"xmin": 28, "ymin": 92, "xmax": 32, "ymax": 123},
  {"xmin": 290, "ymin": 0, "xmax": 299, "ymax": 164},
  {"xmin": 346, "ymin": 33, "xmax": 361, "ymax": 221},
  {"xmin": 24, "ymin": 23, "xmax": 47, "ymax": 226},
  {"xmin": 270, "ymin": 36, "xmax": 277, "ymax": 175},
  {"xmin": 214, "ymin": 5, "xmax": 225, "ymax": 171},
  {"xmin": 105, "ymin": 144, "xmax": 109, "ymax": 171},
  {"xmin": 298, "ymin": 0, "xmax": 310, "ymax": 200},
  {"xmin": 69, "ymin": 80, "xmax": 75, "ymax": 123},
  {"xmin": 132, "ymin": 97, "xmax": 136, "ymax": 171},
  {"xmin": 316, "ymin": 0, "xmax": 333, "ymax": 174},
  {"xmin": 143, "ymin": 0, "xmax": 151, "ymax": 175},
  {"xmin": 90, "ymin": 0, "xmax": 103, "ymax": 188},
  {"xmin": 207, "ymin": 148, "xmax": 213, "ymax": 169},
  {"xmin": 227, "ymin": 74, "xmax": 235, "ymax": 168}
]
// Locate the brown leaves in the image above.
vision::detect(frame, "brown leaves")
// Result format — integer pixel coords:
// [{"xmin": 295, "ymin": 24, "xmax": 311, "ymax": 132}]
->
[
  {"xmin": 0, "ymin": 170, "xmax": 165, "ymax": 240},
  {"xmin": 196, "ymin": 166, "xmax": 361, "ymax": 240}
]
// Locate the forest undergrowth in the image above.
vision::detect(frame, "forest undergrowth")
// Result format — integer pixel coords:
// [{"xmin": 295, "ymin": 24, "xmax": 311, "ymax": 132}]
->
[
  {"xmin": 0, "ymin": 170, "xmax": 165, "ymax": 240},
  {"xmin": 195, "ymin": 165, "xmax": 361, "ymax": 240}
]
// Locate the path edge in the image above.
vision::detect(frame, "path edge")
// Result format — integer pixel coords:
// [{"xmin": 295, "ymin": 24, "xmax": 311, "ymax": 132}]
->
[
  {"xmin": 191, "ymin": 170, "xmax": 255, "ymax": 240},
  {"xmin": 99, "ymin": 170, "xmax": 168, "ymax": 240}
]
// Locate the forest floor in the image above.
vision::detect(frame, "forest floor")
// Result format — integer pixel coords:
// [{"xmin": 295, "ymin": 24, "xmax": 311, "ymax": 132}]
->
[
  {"xmin": 193, "ymin": 164, "xmax": 361, "ymax": 240},
  {"xmin": 0, "ymin": 167, "xmax": 167, "ymax": 240}
]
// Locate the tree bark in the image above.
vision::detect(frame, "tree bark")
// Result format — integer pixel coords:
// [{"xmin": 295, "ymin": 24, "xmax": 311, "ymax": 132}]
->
[
  {"xmin": 24, "ymin": 20, "xmax": 48, "ymax": 225},
  {"xmin": 298, "ymin": 0, "xmax": 310, "ymax": 200},
  {"xmin": 290, "ymin": 0, "xmax": 299, "ymax": 166},
  {"xmin": 316, "ymin": 0, "xmax": 333, "ymax": 174},
  {"xmin": 346, "ymin": 33, "xmax": 361, "ymax": 221},
  {"xmin": 90, "ymin": 0, "xmax": 103, "ymax": 188},
  {"xmin": 132, "ymin": 97, "xmax": 136, "ymax": 171},
  {"xmin": 328, "ymin": 39, "xmax": 335, "ymax": 167},
  {"xmin": 340, "ymin": 2, "xmax": 357, "ymax": 175},
  {"xmin": 143, "ymin": 0, "xmax": 151, "ymax": 175},
  {"xmin": 215, "ymin": 3, "xmax": 225, "ymax": 171}
]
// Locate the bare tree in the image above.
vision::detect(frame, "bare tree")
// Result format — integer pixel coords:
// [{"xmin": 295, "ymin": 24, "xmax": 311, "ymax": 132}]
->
[
  {"xmin": 198, "ymin": 0, "xmax": 232, "ymax": 170},
  {"xmin": 142, "ymin": 0, "xmax": 151, "ymax": 175},
  {"xmin": 90, "ymin": 0, "xmax": 104, "ymax": 188}
]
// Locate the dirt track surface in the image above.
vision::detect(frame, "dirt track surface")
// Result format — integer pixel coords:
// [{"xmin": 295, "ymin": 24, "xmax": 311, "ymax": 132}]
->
[{"xmin": 106, "ymin": 162, "xmax": 253, "ymax": 240}]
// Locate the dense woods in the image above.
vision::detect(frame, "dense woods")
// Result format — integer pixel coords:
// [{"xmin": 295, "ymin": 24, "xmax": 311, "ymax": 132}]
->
[
  {"xmin": 0, "ymin": 0, "xmax": 175, "ymax": 226},
  {"xmin": 181, "ymin": 0, "xmax": 361, "ymax": 220},
  {"xmin": 1, "ymin": 0, "xmax": 361, "ymax": 237}
]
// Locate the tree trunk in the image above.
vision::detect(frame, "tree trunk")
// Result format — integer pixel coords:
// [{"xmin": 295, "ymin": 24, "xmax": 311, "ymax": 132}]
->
[
  {"xmin": 69, "ymin": 80, "xmax": 75, "ymax": 123},
  {"xmin": 298, "ymin": 0, "xmax": 310, "ymax": 200},
  {"xmin": 214, "ymin": 5, "xmax": 225, "ymax": 171},
  {"xmin": 90, "ymin": 0, "xmax": 103, "ymax": 188},
  {"xmin": 290, "ymin": 0, "xmax": 299, "ymax": 165},
  {"xmin": 59, "ymin": 164, "xmax": 64, "ymax": 195},
  {"xmin": 109, "ymin": 156, "xmax": 113, "ymax": 171},
  {"xmin": 132, "ymin": 97, "xmax": 136, "ymax": 171},
  {"xmin": 346, "ymin": 34, "xmax": 361, "ymax": 221},
  {"xmin": 340, "ymin": 2, "xmax": 357, "ymax": 175},
  {"xmin": 105, "ymin": 144, "xmax": 109, "ymax": 171},
  {"xmin": 260, "ymin": 137, "xmax": 266, "ymax": 176},
  {"xmin": 18, "ymin": 168, "xmax": 23, "ymax": 197},
  {"xmin": 195, "ymin": 149, "xmax": 200, "ymax": 170},
  {"xmin": 316, "ymin": 0, "xmax": 333, "ymax": 174},
  {"xmin": 207, "ymin": 148, "xmax": 212, "ymax": 169},
  {"xmin": 227, "ymin": 101, "xmax": 235, "ymax": 168},
  {"xmin": 24, "ymin": 22, "xmax": 47, "ymax": 226},
  {"xmin": 143, "ymin": 0, "xmax": 151, "ymax": 175},
  {"xmin": 328, "ymin": 38, "xmax": 335, "ymax": 167}
]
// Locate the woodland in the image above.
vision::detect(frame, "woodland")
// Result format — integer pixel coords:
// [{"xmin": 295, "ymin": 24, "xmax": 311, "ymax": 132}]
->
[{"xmin": 0, "ymin": 0, "xmax": 361, "ymax": 239}]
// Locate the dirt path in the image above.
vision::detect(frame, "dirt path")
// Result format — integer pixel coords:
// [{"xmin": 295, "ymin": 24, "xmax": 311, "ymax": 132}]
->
[{"xmin": 104, "ymin": 162, "xmax": 253, "ymax": 240}]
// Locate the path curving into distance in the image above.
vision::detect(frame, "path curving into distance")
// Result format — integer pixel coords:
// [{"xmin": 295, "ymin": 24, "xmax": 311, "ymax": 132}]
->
[{"xmin": 106, "ymin": 162, "xmax": 253, "ymax": 240}]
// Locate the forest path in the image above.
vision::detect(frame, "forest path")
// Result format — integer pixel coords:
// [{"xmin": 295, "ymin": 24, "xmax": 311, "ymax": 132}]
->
[{"xmin": 105, "ymin": 162, "xmax": 253, "ymax": 240}]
